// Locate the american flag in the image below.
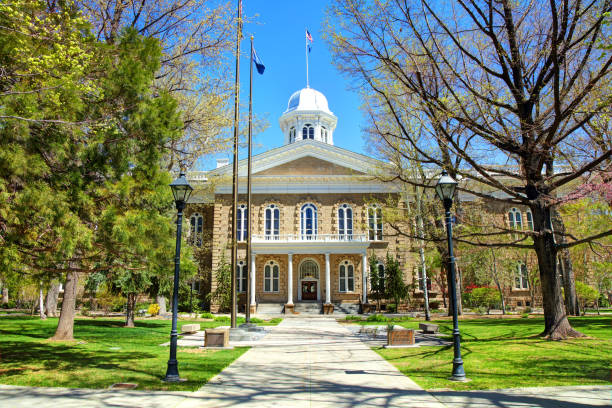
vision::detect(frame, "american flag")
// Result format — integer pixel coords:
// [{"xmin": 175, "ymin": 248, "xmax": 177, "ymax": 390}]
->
[{"xmin": 306, "ymin": 29, "xmax": 313, "ymax": 43}]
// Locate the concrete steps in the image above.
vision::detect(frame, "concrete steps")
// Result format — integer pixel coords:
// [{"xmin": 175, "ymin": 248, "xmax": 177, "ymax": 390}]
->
[
  {"xmin": 333, "ymin": 302, "xmax": 360, "ymax": 315},
  {"xmin": 255, "ymin": 302, "xmax": 284, "ymax": 315},
  {"xmin": 294, "ymin": 302, "xmax": 322, "ymax": 314}
]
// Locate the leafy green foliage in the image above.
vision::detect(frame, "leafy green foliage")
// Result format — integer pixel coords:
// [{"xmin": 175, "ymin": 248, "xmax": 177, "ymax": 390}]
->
[
  {"xmin": 207, "ymin": 251, "xmax": 231, "ymax": 312},
  {"xmin": 384, "ymin": 254, "xmax": 410, "ymax": 307},
  {"xmin": 366, "ymin": 314, "xmax": 389, "ymax": 322}
]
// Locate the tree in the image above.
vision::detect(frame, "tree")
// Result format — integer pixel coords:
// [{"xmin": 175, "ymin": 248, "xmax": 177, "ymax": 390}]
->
[
  {"xmin": 369, "ymin": 254, "xmax": 384, "ymax": 311},
  {"xmin": 326, "ymin": 0, "xmax": 612, "ymax": 339},
  {"xmin": 575, "ymin": 281, "xmax": 600, "ymax": 314},
  {"xmin": 207, "ymin": 251, "xmax": 231, "ymax": 312},
  {"xmin": 384, "ymin": 254, "xmax": 410, "ymax": 310},
  {"xmin": 0, "ymin": 2, "xmax": 192, "ymax": 339}
]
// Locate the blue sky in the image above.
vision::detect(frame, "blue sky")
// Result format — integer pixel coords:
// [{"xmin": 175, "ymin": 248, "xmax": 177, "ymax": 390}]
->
[{"xmin": 198, "ymin": 0, "xmax": 366, "ymax": 170}]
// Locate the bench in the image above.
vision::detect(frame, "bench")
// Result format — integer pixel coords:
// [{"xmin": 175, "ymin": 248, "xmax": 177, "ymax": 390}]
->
[
  {"xmin": 181, "ymin": 323, "xmax": 201, "ymax": 334},
  {"xmin": 419, "ymin": 323, "xmax": 439, "ymax": 334}
]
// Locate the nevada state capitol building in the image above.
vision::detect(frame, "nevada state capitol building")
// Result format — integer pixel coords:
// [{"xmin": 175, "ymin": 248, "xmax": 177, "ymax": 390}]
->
[
  {"xmin": 184, "ymin": 86, "xmax": 416, "ymax": 314},
  {"xmin": 184, "ymin": 86, "xmax": 536, "ymax": 313}
]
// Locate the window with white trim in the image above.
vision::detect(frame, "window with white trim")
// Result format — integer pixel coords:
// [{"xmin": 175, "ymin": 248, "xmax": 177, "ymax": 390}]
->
[
  {"xmin": 301, "ymin": 203, "xmax": 317, "ymax": 240},
  {"xmin": 236, "ymin": 261, "xmax": 247, "ymax": 293},
  {"xmin": 189, "ymin": 213, "xmax": 203, "ymax": 247},
  {"xmin": 338, "ymin": 203, "xmax": 353, "ymax": 239},
  {"xmin": 368, "ymin": 204, "xmax": 383, "ymax": 241},
  {"xmin": 321, "ymin": 126, "xmax": 328, "ymax": 143},
  {"xmin": 289, "ymin": 127, "xmax": 296, "ymax": 143},
  {"xmin": 236, "ymin": 204, "xmax": 248, "ymax": 241},
  {"xmin": 339, "ymin": 260, "xmax": 355, "ymax": 292},
  {"xmin": 265, "ymin": 204, "xmax": 280, "ymax": 239},
  {"xmin": 508, "ymin": 208, "xmax": 523, "ymax": 229},
  {"xmin": 302, "ymin": 123, "xmax": 314, "ymax": 140},
  {"xmin": 515, "ymin": 263, "xmax": 529, "ymax": 289},
  {"xmin": 264, "ymin": 260, "xmax": 279, "ymax": 292},
  {"xmin": 526, "ymin": 210, "xmax": 534, "ymax": 231}
]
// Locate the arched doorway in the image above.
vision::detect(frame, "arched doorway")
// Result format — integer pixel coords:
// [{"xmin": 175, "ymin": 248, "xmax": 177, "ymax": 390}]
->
[{"xmin": 298, "ymin": 259, "xmax": 320, "ymax": 301}]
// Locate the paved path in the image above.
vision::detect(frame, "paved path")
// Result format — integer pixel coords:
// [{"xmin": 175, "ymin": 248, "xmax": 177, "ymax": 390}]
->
[
  {"xmin": 179, "ymin": 316, "xmax": 445, "ymax": 408},
  {"xmin": 1, "ymin": 317, "xmax": 610, "ymax": 407}
]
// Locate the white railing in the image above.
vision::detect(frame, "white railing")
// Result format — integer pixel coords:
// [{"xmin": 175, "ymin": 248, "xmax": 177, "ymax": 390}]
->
[{"xmin": 252, "ymin": 233, "xmax": 367, "ymax": 243}]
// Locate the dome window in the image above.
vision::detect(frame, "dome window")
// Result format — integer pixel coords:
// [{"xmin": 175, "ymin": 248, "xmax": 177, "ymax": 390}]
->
[
  {"xmin": 321, "ymin": 126, "xmax": 328, "ymax": 143},
  {"xmin": 302, "ymin": 124, "xmax": 314, "ymax": 140}
]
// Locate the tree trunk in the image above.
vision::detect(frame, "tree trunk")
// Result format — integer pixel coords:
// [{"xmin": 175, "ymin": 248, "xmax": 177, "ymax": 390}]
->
[
  {"xmin": 490, "ymin": 249, "xmax": 506, "ymax": 315},
  {"xmin": 532, "ymin": 204, "xmax": 583, "ymax": 339},
  {"xmin": 125, "ymin": 293, "xmax": 136, "ymax": 327},
  {"xmin": 156, "ymin": 294, "xmax": 167, "ymax": 315},
  {"xmin": 51, "ymin": 271, "xmax": 78, "ymax": 340},
  {"xmin": 2, "ymin": 286, "xmax": 8, "ymax": 305},
  {"xmin": 551, "ymin": 209, "xmax": 580, "ymax": 316},
  {"xmin": 45, "ymin": 282, "xmax": 60, "ymax": 317},
  {"xmin": 39, "ymin": 285, "xmax": 46, "ymax": 320}
]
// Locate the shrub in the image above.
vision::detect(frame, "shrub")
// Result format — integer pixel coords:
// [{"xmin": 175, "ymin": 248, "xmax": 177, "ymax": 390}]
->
[
  {"xmin": 367, "ymin": 313, "xmax": 389, "ymax": 322},
  {"xmin": 249, "ymin": 317, "xmax": 264, "ymax": 323},
  {"xmin": 386, "ymin": 303, "xmax": 397, "ymax": 313},
  {"xmin": 345, "ymin": 315, "xmax": 362, "ymax": 321},
  {"xmin": 470, "ymin": 287, "xmax": 501, "ymax": 313},
  {"xmin": 213, "ymin": 315, "xmax": 230, "ymax": 322},
  {"xmin": 148, "ymin": 303, "xmax": 160, "ymax": 316},
  {"xmin": 268, "ymin": 318, "xmax": 283, "ymax": 324},
  {"xmin": 200, "ymin": 312, "xmax": 214, "ymax": 319},
  {"xmin": 521, "ymin": 312, "xmax": 530, "ymax": 319},
  {"xmin": 576, "ymin": 281, "xmax": 600, "ymax": 311}
]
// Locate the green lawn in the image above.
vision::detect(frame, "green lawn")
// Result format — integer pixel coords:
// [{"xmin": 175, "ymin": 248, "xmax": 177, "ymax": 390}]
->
[
  {"xmin": 374, "ymin": 316, "xmax": 612, "ymax": 391},
  {"xmin": 0, "ymin": 316, "xmax": 250, "ymax": 391}
]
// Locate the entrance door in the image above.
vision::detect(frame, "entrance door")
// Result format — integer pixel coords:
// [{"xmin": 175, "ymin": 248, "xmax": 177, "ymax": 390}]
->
[{"xmin": 302, "ymin": 281, "xmax": 317, "ymax": 300}]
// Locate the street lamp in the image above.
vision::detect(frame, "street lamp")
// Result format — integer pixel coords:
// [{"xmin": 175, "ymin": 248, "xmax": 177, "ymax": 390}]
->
[
  {"xmin": 164, "ymin": 172, "xmax": 193, "ymax": 382},
  {"xmin": 435, "ymin": 170, "xmax": 468, "ymax": 382}
]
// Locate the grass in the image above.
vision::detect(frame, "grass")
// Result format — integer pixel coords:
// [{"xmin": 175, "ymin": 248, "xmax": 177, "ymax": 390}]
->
[
  {"xmin": 373, "ymin": 315, "xmax": 612, "ymax": 391},
  {"xmin": 0, "ymin": 316, "xmax": 249, "ymax": 391}
]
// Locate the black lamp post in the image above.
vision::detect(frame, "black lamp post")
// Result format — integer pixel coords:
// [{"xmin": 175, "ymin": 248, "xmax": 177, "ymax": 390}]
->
[
  {"xmin": 164, "ymin": 172, "xmax": 193, "ymax": 382},
  {"xmin": 435, "ymin": 170, "xmax": 468, "ymax": 382}
]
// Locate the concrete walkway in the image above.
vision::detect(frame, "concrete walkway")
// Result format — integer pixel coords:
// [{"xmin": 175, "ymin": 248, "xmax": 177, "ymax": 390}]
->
[
  {"xmin": 180, "ymin": 316, "xmax": 445, "ymax": 408},
  {"xmin": 0, "ymin": 317, "xmax": 610, "ymax": 407}
]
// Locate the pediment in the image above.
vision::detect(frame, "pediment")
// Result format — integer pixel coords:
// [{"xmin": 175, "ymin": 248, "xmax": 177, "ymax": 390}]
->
[{"xmin": 255, "ymin": 156, "xmax": 365, "ymax": 176}]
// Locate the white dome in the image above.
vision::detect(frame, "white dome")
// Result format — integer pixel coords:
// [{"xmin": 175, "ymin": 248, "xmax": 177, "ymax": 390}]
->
[{"xmin": 285, "ymin": 87, "xmax": 332, "ymax": 114}]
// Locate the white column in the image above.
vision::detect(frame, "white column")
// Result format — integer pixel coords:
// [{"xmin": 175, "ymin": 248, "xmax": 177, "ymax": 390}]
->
[
  {"xmin": 250, "ymin": 252, "xmax": 256, "ymax": 306},
  {"xmin": 362, "ymin": 252, "xmax": 368, "ymax": 304},
  {"xmin": 287, "ymin": 253, "xmax": 294, "ymax": 305},
  {"xmin": 325, "ymin": 253, "xmax": 331, "ymax": 304}
]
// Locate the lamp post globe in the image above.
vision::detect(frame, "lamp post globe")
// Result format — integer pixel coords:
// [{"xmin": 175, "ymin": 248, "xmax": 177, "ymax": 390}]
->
[
  {"xmin": 164, "ymin": 172, "xmax": 193, "ymax": 382},
  {"xmin": 436, "ymin": 170, "xmax": 468, "ymax": 382}
]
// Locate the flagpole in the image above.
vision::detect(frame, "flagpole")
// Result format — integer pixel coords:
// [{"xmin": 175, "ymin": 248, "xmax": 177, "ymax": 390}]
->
[
  {"xmin": 246, "ymin": 35, "xmax": 254, "ymax": 324},
  {"xmin": 230, "ymin": 0, "xmax": 242, "ymax": 329},
  {"xmin": 305, "ymin": 29, "xmax": 309, "ymax": 88}
]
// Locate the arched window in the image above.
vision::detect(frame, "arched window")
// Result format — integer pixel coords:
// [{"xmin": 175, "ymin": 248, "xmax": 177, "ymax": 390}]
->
[
  {"xmin": 265, "ymin": 204, "xmax": 280, "ymax": 239},
  {"xmin": 189, "ymin": 213, "xmax": 203, "ymax": 247},
  {"xmin": 264, "ymin": 260, "xmax": 279, "ymax": 292},
  {"xmin": 508, "ymin": 208, "xmax": 523, "ymax": 229},
  {"xmin": 236, "ymin": 204, "xmax": 248, "ymax": 241},
  {"xmin": 338, "ymin": 204, "xmax": 353, "ymax": 239},
  {"xmin": 368, "ymin": 204, "xmax": 383, "ymax": 241},
  {"xmin": 339, "ymin": 260, "xmax": 355, "ymax": 292},
  {"xmin": 289, "ymin": 127, "xmax": 296, "ymax": 143},
  {"xmin": 526, "ymin": 210, "xmax": 534, "ymax": 231},
  {"xmin": 515, "ymin": 263, "xmax": 529, "ymax": 289},
  {"xmin": 236, "ymin": 261, "xmax": 247, "ymax": 293},
  {"xmin": 301, "ymin": 203, "xmax": 317, "ymax": 240},
  {"xmin": 302, "ymin": 123, "xmax": 314, "ymax": 140},
  {"xmin": 299, "ymin": 260, "xmax": 319, "ymax": 280},
  {"xmin": 321, "ymin": 126, "xmax": 328, "ymax": 143}
]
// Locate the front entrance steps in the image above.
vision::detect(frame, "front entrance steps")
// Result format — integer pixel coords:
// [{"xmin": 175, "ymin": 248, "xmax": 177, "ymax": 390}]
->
[{"xmin": 254, "ymin": 302, "xmax": 362, "ymax": 316}]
